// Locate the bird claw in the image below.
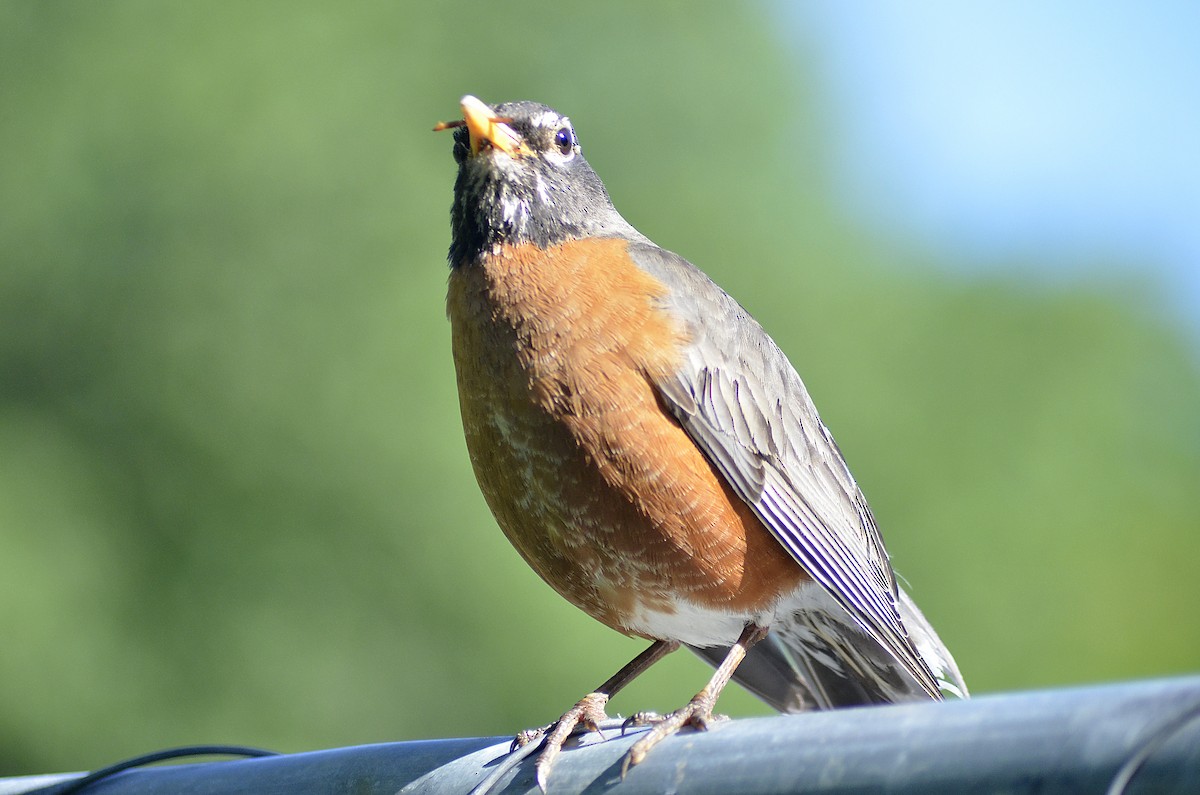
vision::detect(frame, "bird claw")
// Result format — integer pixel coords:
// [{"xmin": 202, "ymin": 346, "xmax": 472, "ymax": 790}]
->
[
  {"xmin": 621, "ymin": 711, "xmax": 660, "ymax": 734},
  {"xmin": 496, "ymin": 686, "xmax": 731, "ymax": 790},
  {"xmin": 510, "ymin": 724, "xmax": 551, "ymax": 752},
  {"xmin": 619, "ymin": 694, "xmax": 726, "ymax": 778},
  {"xmin": 521, "ymin": 692, "xmax": 610, "ymax": 793}
]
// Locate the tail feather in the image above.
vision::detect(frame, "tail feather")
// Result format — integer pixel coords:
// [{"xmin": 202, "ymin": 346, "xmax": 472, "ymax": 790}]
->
[
  {"xmin": 897, "ymin": 586, "xmax": 969, "ymax": 700},
  {"xmin": 688, "ymin": 586, "xmax": 967, "ymax": 713}
]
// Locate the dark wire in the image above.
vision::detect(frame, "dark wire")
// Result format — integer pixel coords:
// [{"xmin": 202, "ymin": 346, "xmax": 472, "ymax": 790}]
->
[{"xmin": 29, "ymin": 744, "xmax": 279, "ymax": 794}]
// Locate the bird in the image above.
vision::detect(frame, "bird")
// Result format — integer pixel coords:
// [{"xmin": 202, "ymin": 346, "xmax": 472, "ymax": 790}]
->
[{"xmin": 437, "ymin": 94, "xmax": 967, "ymax": 791}]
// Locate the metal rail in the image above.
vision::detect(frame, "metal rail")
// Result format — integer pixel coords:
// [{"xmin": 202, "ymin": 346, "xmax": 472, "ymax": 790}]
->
[{"xmin": 3, "ymin": 676, "xmax": 1198, "ymax": 794}]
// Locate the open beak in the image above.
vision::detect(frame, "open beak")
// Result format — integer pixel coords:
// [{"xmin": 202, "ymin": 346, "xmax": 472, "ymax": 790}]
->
[{"xmin": 459, "ymin": 95, "xmax": 523, "ymax": 157}]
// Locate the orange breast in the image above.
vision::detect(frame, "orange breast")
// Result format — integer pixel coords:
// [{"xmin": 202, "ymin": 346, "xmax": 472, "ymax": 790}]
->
[{"xmin": 446, "ymin": 237, "xmax": 804, "ymax": 637}]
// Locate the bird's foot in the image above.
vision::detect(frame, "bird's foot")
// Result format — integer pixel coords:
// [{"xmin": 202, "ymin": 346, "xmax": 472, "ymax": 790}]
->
[
  {"xmin": 619, "ymin": 691, "xmax": 726, "ymax": 777},
  {"xmin": 517, "ymin": 691, "xmax": 610, "ymax": 793}
]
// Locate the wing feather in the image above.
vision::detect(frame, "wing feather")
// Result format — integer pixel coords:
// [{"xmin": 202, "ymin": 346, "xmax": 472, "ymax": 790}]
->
[{"xmin": 631, "ymin": 242, "xmax": 940, "ymax": 698}]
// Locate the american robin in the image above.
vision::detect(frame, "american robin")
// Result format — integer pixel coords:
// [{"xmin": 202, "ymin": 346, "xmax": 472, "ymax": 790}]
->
[{"xmin": 438, "ymin": 95, "xmax": 967, "ymax": 790}]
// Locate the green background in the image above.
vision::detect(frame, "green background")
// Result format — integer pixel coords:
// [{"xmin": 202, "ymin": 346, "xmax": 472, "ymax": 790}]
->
[{"xmin": 2, "ymin": 2, "xmax": 1197, "ymax": 776}]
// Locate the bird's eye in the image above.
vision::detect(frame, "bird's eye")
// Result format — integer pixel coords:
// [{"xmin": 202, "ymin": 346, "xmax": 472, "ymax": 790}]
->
[{"xmin": 554, "ymin": 127, "xmax": 573, "ymax": 155}]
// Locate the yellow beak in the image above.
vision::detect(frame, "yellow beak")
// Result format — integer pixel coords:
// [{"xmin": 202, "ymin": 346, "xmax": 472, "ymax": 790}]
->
[{"xmin": 460, "ymin": 95, "xmax": 523, "ymax": 157}]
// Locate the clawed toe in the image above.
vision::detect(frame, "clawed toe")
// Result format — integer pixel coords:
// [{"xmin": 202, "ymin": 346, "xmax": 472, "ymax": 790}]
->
[
  {"xmin": 510, "ymin": 724, "xmax": 552, "ymax": 752},
  {"xmin": 620, "ymin": 695, "xmax": 723, "ymax": 778},
  {"xmin": 620, "ymin": 710, "xmax": 660, "ymax": 734},
  {"xmin": 523, "ymin": 696, "xmax": 715, "ymax": 789},
  {"xmin": 499, "ymin": 693, "xmax": 726, "ymax": 791},
  {"xmin": 530, "ymin": 692, "xmax": 611, "ymax": 792}
]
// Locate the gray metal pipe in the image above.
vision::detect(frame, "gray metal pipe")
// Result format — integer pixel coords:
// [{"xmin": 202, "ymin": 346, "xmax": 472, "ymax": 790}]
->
[{"xmin": 3, "ymin": 676, "xmax": 1198, "ymax": 794}]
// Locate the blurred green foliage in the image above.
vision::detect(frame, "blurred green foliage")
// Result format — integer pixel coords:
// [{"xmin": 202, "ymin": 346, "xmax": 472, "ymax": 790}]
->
[{"xmin": 2, "ymin": 1, "xmax": 1197, "ymax": 777}]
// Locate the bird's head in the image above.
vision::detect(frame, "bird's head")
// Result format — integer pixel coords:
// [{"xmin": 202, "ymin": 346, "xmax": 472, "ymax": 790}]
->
[{"xmin": 438, "ymin": 95, "xmax": 629, "ymax": 264}]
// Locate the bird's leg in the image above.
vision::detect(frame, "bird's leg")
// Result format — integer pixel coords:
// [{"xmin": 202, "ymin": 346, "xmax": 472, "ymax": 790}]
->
[
  {"xmin": 621, "ymin": 623, "xmax": 769, "ymax": 777},
  {"xmin": 519, "ymin": 638, "xmax": 679, "ymax": 792}
]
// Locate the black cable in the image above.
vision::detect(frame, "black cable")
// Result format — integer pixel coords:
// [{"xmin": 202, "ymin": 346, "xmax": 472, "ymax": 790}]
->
[{"xmin": 29, "ymin": 744, "xmax": 279, "ymax": 794}]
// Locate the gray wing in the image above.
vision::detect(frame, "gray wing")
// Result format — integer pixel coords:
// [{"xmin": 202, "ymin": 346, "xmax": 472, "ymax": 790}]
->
[{"xmin": 628, "ymin": 242, "xmax": 941, "ymax": 699}]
